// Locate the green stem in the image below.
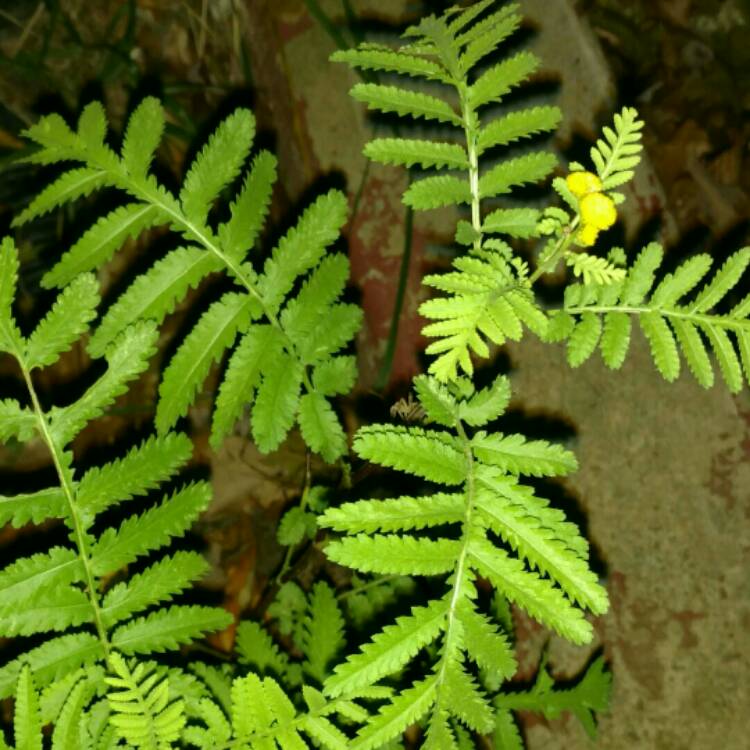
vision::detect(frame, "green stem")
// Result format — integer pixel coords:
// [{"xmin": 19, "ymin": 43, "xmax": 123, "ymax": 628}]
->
[
  {"xmin": 459, "ymin": 89, "xmax": 482, "ymax": 254},
  {"xmin": 274, "ymin": 451, "xmax": 313, "ymax": 585},
  {"xmin": 433, "ymin": 416, "xmax": 476, "ymax": 709},
  {"xmin": 564, "ymin": 304, "xmax": 750, "ymax": 331},
  {"xmin": 528, "ymin": 217, "xmax": 579, "ymax": 287},
  {"xmin": 18, "ymin": 360, "xmax": 110, "ymax": 655}
]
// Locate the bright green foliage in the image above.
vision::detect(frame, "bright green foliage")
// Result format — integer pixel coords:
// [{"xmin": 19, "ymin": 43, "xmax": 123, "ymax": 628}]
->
[
  {"xmin": 550, "ymin": 243, "xmax": 750, "ymax": 391},
  {"xmin": 588, "ymin": 107, "xmax": 644, "ymax": 190},
  {"xmin": 17, "ymin": 99, "xmax": 359, "ymax": 462},
  {"xmin": 494, "ymin": 655, "xmax": 612, "ymax": 740},
  {"xmin": 421, "ymin": 249, "xmax": 547, "ymax": 381},
  {"xmin": 335, "ymin": 2, "xmax": 559, "ymax": 382},
  {"xmin": 319, "ymin": 374, "xmax": 606, "ymax": 747},
  {"xmin": 184, "ymin": 584, "xmax": 378, "ymax": 749},
  {"xmin": 0, "ymin": 237, "xmax": 230, "ymax": 703},
  {"xmin": 105, "ymin": 653, "xmax": 186, "ymax": 749}
]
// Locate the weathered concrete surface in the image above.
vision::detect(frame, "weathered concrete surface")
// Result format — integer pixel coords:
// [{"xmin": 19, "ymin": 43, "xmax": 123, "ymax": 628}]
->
[{"xmin": 506, "ymin": 331, "xmax": 750, "ymax": 749}]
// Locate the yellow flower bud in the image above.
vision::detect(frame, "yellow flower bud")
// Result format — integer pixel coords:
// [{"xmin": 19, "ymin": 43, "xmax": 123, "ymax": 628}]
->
[
  {"xmin": 577, "ymin": 224, "xmax": 600, "ymax": 247},
  {"xmin": 580, "ymin": 192, "xmax": 617, "ymax": 230},
  {"xmin": 566, "ymin": 171, "xmax": 602, "ymax": 198}
]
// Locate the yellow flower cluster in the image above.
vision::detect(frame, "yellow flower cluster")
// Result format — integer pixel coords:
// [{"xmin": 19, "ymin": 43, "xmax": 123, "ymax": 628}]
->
[{"xmin": 566, "ymin": 171, "xmax": 617, "ymax": 246}]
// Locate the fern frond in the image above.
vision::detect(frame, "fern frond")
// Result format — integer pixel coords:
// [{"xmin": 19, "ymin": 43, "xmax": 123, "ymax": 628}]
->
[
  {"xmin": 420, "ymin": 253, "xmax": 546, "ymax": 381},
  {"xmin": 326, "ymin": 599, "xmax": 448, "ymax": 698},
  {"xmin": 312, "ymin": 356, "xmax": 357, "ymax": 397},
  {"xmin": 156, "ymin": 291, "xmax": 257, "ymax": 434},
  {"xmin": 326, "ymin": 534, "xmax": 460, "ymax": 576},
  {"xmin": 0, "ymin": 237, "xmax": 23, "ymax": 353},
  {"xmin": 468, "ymin": 539, "xmax": 592, "ymax": 644},
  {"xmin": 0, "ymin": 585, "xmax": 92, "ymax": 637},
  {"xmin": 296, "ymin": 302, "xmax": 362, "ymax": 365},
  {"xmin": 260, "ymin": 190, "xmax": 349, "ymax": 314},
  {"xmin": 75, "ymin": 432, "xmax": 193, "ymax": 520},
  {"xmin": 472, "ymin": 432, "xmax": 578, "ymax": 476},
  {"xmin": 354, "ymin": 677, "xmax": 436, "ymax": 750},
  {"xmin": 349, "ymin": 83, "xmax": 461, "ymax": 126},
  {"xmin": 105, "ymin": 653, "xmax": 186, "ymax": 749},
  {"xmin": 210, "ymin": 324, "xmax": 283, "ymax": 448},
  {"xmin": 319, "ymin": 374, "xmax": 605, "ymax": 745},
  {"xmin": 50, "ymin": 676, "xmax": 91, "ymax": 750},
  {"xmin": 477, "ymin": 105, "xmax": 561, "ymax": 154},
  {"xmin": 14, "ymin": 666, "xmax": 43, "ymax": 750},
  {"xmin": 42, "ymin": 203, "xmax": 164, "ymax": 288},
  {"xmin": 235, "ymin": 621, "xmax": 292, "ymax": 679},
  {"xmin": 122, "ymin": 97, "xmax": 165, "ymax": 179},
  {"xmin": 111, "ymin": 606, "xmax": 232, "ymax": 655},
  {"xmin": 251, "ymin": 352, "xmax": 304, "ymax": 453},
  {"xmin": 457, "ymin": 374, "xmax": 511, "ymax": 427},
  {"xmin": 24, "ymin": 273, "xmax": 99, "ymax": 369},
  {"xmin": 88, "ymin": 245, "xmax": 222, "ymax": 358},
  {"xmin": 49, "ymin": 320, "xmax": 158, "ymax": 446},
  {"xmin": 298, "ymin": 393, "xmax": 347, "ymax": 463},
  {"xmin": 557, "ymin": 244, "xmax": 750, "ymax": 391},
  {"xmin": 468, "ymin": 51, "xmax": 540, "ymax": 109},
  {"xmin": 0, "ymin": 633, "xmax": 104, "ymax": 698},
  {"xmin": 218, "ymin": 150, "xmax": 277, "ymax": 262},
  {"xmin": 479, "ymin": 152, "xmax": 557, "ymax": 199},
  {"xmin": 0, "ymin": 487, "xmax": 66, "ymax": 528},
  {"xmin": 364, "ymin": 138, "xmax": 469, "ymax": 170},
  {"xmin": 322, "ymin": 493, "xmax": 464, "ymax": 534},
  {"xmin": 567, "ymin": 252, "xmax": 626, "ymax": 286},
  {"xmin": 101, "ymin": 551, "xmax": 209, "ymax": 628},
  {"xmin": 483, "ymin": 207, "xmax": 541, "ymax": 239},
  {"xmin": 18, "ymin": 101, "xmax": 357, "ymax": 462},
  {"xmin": 179, "ymin": 109, "xmax": 255, "ymax": 224},
  {"xmin": 0, "ymin": 547, "xmax": 83, "ymax": 612},
  {"xmin": 589, "ymin": 107, "xmax": 644, "ymax": 189},
  {"xmin": 12, "ymin": 167, "xmax": 108, "ymax": 226},
  {"xmin": 403, "ymin": 175, "xmax": 472, "ymax": 210},
  {"xmin": 280, "ymin": 253, "xmax": 350, "ymax": 343},
  {"xmin": 0, "ymin": 400, "xmax": 37, "ymax": 443},
  {"xmin": 495, "ymin": 655, "xmax": 612, "ymax": 740},
  {"xmin": 353, "ymin": 425, "xmax": 464, "ymax": 484},
  {"xmin": 456, "ymin": 601, "xmax": 515, "ymax": 681},
  {"xmin": 301, "ymin": 583, "xmax": 346, "ymax": 684},
  {"xmin": 458, "ymin": 7, "xmax": 522, "ymax": 73},
  {"xmin": 331, "ymin": 48, "xmax": 449, "ymax": 82},
  {"xmin": 90, "ymin": 482, "xmax": 211, "ymax": 574},
  {"xmin": 475, "ymin": 485, "xmax": 605, "ymax": 613}
]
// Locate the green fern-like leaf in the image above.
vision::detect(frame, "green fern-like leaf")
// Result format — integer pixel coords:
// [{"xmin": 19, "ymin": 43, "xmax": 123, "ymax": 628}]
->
[
  {"xmin": 90, "ymin": 482, "xmax": 212, "ymax": 574},
  {"xmin": 25, "ymin": 273, "xmax": 99, "ymax": 368},
  {"xmin": 319, "ymin": 374, "xmax": 605, "ymax": 746},
  {"xmin": 364, "ymin": 138, "xmax": 469, "ymax": 170},
  {"xmin": 88, "ymin": 245, "xmax": 222, "ymax": 358},
  {"xmin": 49, "ymin": 320, "xmax": 158, "ymax": 446},
  {"xmin": 349, "ymin": 83, "xmax": 461, "ymax": 125},
  {"xmin": 589, "ymin": 107, "xmax": 644, "ymax": 189},
  {"xmin": 251, "ymin": 351, "xmax": 304, "ymax": 453},
  {"xmin": 179, "ymin": 109, "xmax": 256, "ymax": 224},
  {"xmin": 122, "ymin": 97, "xmax": 165, "ymax": 179},
  {"xmin": 42, "ymin": 203, "xmax": 164, "ymax": 288},
  {"xmin": 301, "ymin": 583, "xmax": 346, "ymax": 684},
  {"xmin": 111, "ymin": 606, "xmax": 233, "ymax": 655},
  {"xmin": 156, "ymin": 292, "xmax": 257, "ymax": 434},
  {"xmin": 105, "ymin": 653, "xmax": 186, "ymax": 749},
  {"xmin": 557, "ymin": 244, "xmax": 750, "ymax": 391},
  {"xmin": 17, "ymin": 100, "xmax": 358, "ymax": 462},
  {"xmin": 353, "ymin": 425, "xmax": 465, "ymax": 484}
]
